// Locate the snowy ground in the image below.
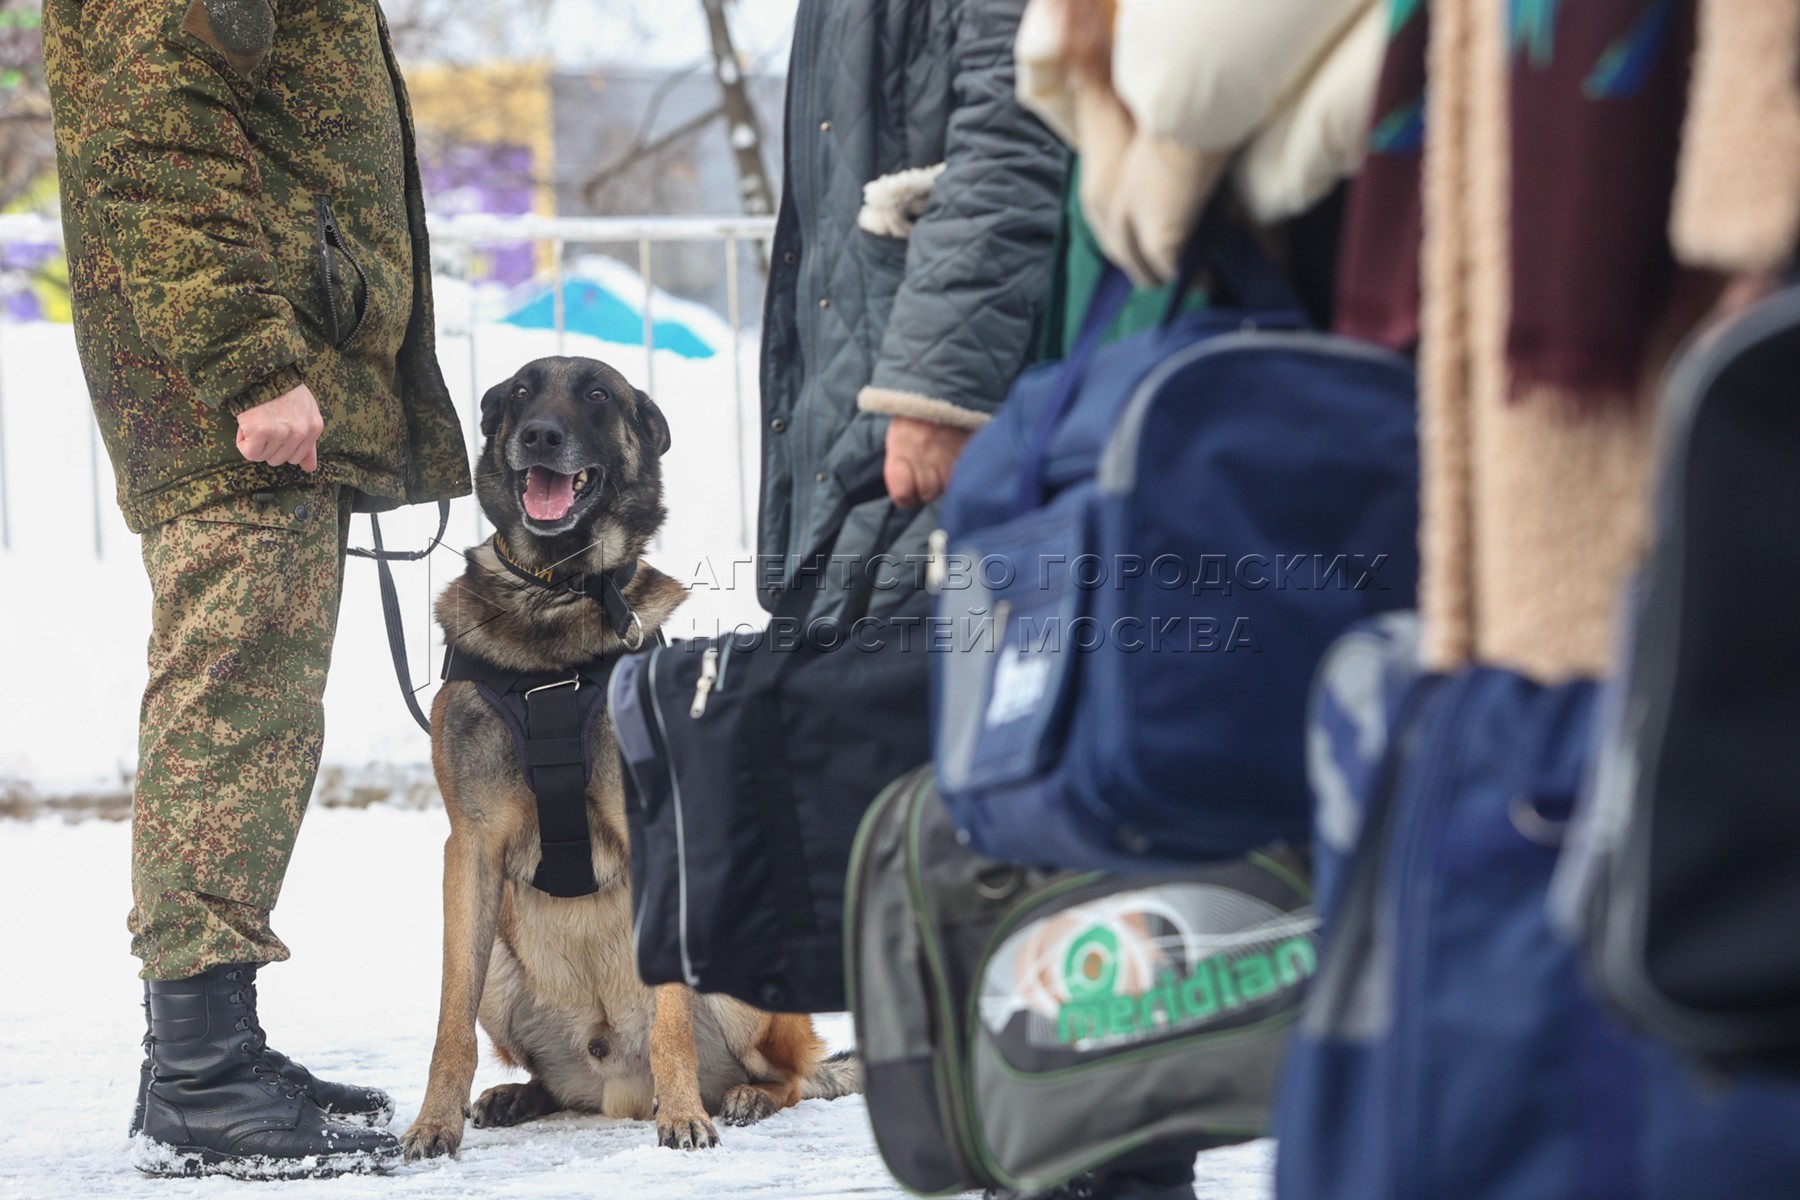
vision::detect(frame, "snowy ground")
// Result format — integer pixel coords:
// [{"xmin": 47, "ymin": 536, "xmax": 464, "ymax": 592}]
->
[
  {"xmin": 0, "ymin": 271, "xmax": 1272, "ymax": 1198},
  {"xmin": 0, "ymin": 807, "xmax": 1274, "ymax": 1199}
]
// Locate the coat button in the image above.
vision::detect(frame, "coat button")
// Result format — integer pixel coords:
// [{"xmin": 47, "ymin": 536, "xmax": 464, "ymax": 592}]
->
[
  {"xmin": 815, "ymin": 472, "xmax": 828, "ymax": 483},
  {"xmin": 783, "ymin": 251, "xmax": 797, "ymax": 265},
  {"xmin": 770, "ymin": 417, "xmax": 788, "ymax": 433},
  {"xmin": 818, "ymin": 297, "xmax": 831, "ymax": 309},
  {"xmin": 292, "ymin": 504, "xmax": 310, "ymax": 521},
  {"xmin": 819, "ymin": 120, "xmax": 832, "ymax": 132}
]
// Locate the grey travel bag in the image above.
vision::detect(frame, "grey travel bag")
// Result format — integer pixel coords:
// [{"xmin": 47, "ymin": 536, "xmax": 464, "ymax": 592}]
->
[{"xmin": 846, "ymin": 765, "xmax": 1318, "ymax": 1196}]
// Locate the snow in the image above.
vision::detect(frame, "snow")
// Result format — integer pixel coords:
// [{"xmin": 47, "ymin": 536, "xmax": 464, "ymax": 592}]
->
[
  {"xmin": 0, "ymin": 266, "xmax": 1272, "ymax": 1200},
  {"xmin": 0, "ymin": 807, "xmax": 1274, "ymax": 1198}
]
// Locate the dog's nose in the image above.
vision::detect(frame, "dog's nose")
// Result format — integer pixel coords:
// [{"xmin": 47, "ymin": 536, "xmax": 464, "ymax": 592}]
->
[{"xmin": 519, "ymin": 419, "xmax": 564, "ymax": 450}]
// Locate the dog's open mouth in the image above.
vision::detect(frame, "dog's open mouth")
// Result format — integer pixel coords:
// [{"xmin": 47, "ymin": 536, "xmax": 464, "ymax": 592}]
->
[{"xmin": 520, "ymin": 466, "xmax": 597, "ymax": 523}]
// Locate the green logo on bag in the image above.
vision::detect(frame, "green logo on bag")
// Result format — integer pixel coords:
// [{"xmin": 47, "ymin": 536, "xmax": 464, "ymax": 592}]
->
[
  {"xmin": 1055, "ymin": 930, "xmax": 1317, "ymax": 1047},
  {"xmin": 1063, "ymin": 926, "xmax": 1120, "ymax": 998}
]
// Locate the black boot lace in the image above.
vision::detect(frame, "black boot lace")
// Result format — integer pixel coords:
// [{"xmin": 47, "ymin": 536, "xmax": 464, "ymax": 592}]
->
[{"xmin": 226, "ymin": 968, "xmax": 303, "ymax": 1102}]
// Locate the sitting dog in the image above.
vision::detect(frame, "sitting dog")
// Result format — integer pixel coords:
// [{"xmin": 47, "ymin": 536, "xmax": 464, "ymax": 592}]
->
[{"xmin": 402, "ymin": 356, "xmax": 858, "ymax": 1160}]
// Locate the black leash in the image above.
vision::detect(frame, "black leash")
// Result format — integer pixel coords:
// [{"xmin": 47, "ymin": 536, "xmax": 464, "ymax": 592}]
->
[
  {"xmin": 346, "ymin": 500, "xmax": 451, "ymax": 735},
  {"xmin": 346, "ymin": 500, "xmax": 653, "ymax": 736}
]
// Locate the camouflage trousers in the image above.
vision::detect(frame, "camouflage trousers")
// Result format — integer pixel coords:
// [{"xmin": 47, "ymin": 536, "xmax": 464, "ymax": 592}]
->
[{"xmin": 130, "ymin": 483, "xmax": 353, "ymax": 980}]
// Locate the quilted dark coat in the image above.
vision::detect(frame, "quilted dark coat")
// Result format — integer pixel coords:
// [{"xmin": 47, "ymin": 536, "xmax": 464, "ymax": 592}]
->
[{"xmin": 758, "ymin": 0, "xmax": 1065, "ymax": 612}]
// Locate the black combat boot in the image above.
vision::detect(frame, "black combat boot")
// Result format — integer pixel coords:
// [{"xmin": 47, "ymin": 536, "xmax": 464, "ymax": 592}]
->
[
  {"xmin": 132, "ymin": 964, "xmax": 400, "ymax": 1179},
  {"xmin": 234, "ymin": 963, "xmax": 397, "ymax": 1126},
  {"xmin": 128, "ymin": 964, "xmax": 395, "ymax": 1137}
]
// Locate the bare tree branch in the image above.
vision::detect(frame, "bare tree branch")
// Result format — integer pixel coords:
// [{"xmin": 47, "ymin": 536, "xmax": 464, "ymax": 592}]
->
[{"xmin": 580, "ymin": 102, "xmax": 726, "ymax": 209}]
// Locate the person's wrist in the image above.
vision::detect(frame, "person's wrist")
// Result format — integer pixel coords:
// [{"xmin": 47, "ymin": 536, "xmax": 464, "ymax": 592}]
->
[{"xmin": 225, "ymin": 365, "xmax": 306, "ymax": 417}]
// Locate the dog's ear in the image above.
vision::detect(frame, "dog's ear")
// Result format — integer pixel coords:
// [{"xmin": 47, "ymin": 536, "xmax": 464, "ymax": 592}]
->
[
  {"xmin": 634, "ymin": 389, "xmax": 672, "ymax": 457},
  {"xmin": 479, "ymin": 380, "xmax": 512, "ymax": 438}
]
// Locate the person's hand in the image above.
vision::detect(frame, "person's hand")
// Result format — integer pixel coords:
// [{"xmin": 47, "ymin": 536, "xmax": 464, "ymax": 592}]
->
[
  {"xmin": 884, "ymin": 415, "xmax": 974, "ymax": 509},
  {"xmin": 236, "ymin": 382, "xmax": 324, "ymax": 472}
]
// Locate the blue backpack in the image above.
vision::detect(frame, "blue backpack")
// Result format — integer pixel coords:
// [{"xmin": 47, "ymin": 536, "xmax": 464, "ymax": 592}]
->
[
  {"xmin": 1278, "ymin": 616, "xmax": 1800, "ymax": 1200},
  {"xmin": 931, "ymin": 225, "xmax": 1419, "ymax": 872}
]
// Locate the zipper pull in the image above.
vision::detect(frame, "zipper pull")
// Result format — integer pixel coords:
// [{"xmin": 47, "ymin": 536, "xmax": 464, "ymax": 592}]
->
[
  {"xmin": 690, "ymin": 645, "xmax": 720, "ymax": 718},
  {"xmin": 926, "ymin": 528, "xmax": 949, "ymax": 594}
]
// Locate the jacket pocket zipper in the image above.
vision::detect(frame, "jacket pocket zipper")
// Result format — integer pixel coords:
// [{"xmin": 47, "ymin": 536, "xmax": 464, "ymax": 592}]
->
[{"xmin": 313, "ymin": 195, "xmax": 368, "ymax": 348}]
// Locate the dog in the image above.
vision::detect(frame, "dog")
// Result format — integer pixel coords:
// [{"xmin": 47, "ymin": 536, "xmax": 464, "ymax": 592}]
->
[{"xmin": 401, "ymin": 356, "xmax": 859, "ymax": 1161}]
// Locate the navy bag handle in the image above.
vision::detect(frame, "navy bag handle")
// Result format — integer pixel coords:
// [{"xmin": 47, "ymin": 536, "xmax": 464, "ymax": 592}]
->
[
  {"xmin": 1011, "ymin": 266, "xmax": 1135, "ymax": 517},
  {"xmin": 1011, "ymin": 205, "xmax": 1308, "ymax": 518},
  {"xmin": 1169, "ymin": 205, "xmax": 1310, "ymax": 321}
]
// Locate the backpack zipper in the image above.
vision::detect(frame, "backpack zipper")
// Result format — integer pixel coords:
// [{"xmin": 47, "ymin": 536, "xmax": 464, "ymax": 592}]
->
[
  {"xmin": 690, "ymin": 644, "xmax": 720, "ymax": 717},
  {"xmin": 644, "ymin": 646, "xmax": 699, "ymax": 986},
  {"xmin": 1386, "ymin": 677, "xmax": 1465, "ymax": 1200},
  {"xmin": 926, "ymin": 528, "xmax": 949, "ymax": 593}
]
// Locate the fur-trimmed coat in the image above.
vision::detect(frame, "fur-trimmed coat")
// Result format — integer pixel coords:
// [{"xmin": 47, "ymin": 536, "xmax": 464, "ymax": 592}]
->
[
  {"xmin": 758, "ymin": 0, "xmax": 1066, "ymax": 607},
  {"xmin": 1420, "ymin": 0, "xmax": 1800, "ymax": 682}
]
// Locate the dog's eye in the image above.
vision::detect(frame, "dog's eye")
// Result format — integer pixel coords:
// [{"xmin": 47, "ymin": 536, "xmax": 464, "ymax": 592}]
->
[
  {"xmin": 587, "ymin": 388, "xmax": 610, "ymax": 403},
  {"xmin": 512, "ymin": 385, "xmax": 528, "ymax": 400}
]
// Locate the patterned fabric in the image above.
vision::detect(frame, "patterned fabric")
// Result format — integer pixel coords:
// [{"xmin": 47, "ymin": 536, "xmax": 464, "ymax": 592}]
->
[
  {"xmin": 129, "ymin": 483, "xmax": 352, "ymax": 980},
  {"xmin": 1336, "ymin": 0, "xmax": 1696, "ymax": 398},
  {"xmin": 1506, "ymin": 0, "xmax": 1696, "ymax": 400},
  {"xmin": 42, "ymin": 0, "xmax": 470, "ymax": 532},
  {"xmin": 1334, "ymin": 0, "xmax": 1429, "ymax": 351}
]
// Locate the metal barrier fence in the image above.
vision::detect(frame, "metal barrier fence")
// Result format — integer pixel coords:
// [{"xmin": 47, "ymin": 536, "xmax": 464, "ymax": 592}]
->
[{"xmin": 0, "ymin": 212, "xmax": 777, "ymax": 557}]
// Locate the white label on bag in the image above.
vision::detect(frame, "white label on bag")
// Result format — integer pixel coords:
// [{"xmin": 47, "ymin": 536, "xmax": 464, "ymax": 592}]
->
[{"xmin": 985, "ymin": 646, "xmax": 1052, "ymax": 727}]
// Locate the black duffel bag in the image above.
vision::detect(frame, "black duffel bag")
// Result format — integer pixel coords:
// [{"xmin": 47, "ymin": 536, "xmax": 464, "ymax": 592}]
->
[
  {"xmin": 1564, "ymin": 284, "xmax": 1800, "ymax": 1074},
  {"xmin": 608, "ymin": 469, "xmax": 930, "ymax": 1013}
]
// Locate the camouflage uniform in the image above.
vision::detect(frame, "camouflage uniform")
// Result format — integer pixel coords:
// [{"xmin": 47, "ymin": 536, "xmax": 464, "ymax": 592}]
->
[
  {"xmin": 130, "ymin": 483, "xmax": 353, "ymax": 977},
  {"xmin": 42, "ymin": 0, "xmax": 471, "ymax": 978}
]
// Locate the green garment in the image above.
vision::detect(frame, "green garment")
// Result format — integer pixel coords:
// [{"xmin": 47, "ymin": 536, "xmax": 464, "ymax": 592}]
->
[
  {"xmin": 1037, "ymin": 160, "xmax": 1208, "ymax": 360},
  {"xmin": 43, "ymin": 0, "xmax": 470, "ymax": 532}
]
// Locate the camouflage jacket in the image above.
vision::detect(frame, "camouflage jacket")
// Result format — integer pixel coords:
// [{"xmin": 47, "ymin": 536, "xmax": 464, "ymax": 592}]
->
[{"xmin": 43, "ymin": 0, "xmax": 470, "ymax": 532}]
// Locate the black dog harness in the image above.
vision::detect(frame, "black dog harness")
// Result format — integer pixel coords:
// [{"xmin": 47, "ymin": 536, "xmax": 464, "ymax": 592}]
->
[{"xmin": 440, "ymin": 540, "xmax": 651, "ymax": 899}]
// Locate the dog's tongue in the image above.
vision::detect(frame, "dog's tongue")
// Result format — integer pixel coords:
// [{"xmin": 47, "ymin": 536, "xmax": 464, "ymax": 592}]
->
[{"xmin": 523, "ymin": 466, "xmax": 575, "ymax": 522}]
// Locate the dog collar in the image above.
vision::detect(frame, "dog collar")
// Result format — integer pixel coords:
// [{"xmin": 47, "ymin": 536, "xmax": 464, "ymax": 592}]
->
[{"xmin": 491, "ymin": 534, "xmax": 645, "ymax": 650}]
